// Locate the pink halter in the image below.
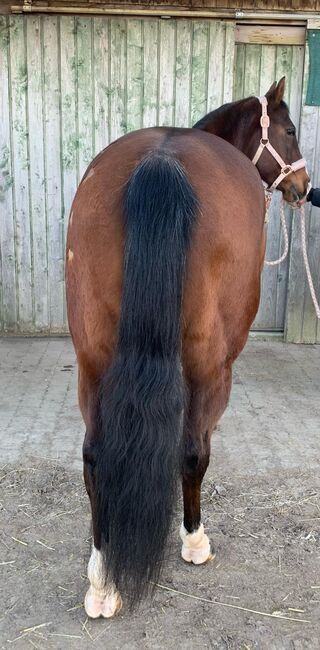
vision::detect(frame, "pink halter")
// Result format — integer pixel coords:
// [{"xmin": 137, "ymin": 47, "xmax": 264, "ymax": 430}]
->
[{"xmin": 252, "ymin": 96, "xmax": 307, "ymax": 191}]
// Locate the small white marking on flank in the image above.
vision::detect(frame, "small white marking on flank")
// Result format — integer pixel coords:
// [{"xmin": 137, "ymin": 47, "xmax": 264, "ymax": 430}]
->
[{"xmin": 82, "ymin": 167, "xmax": 95, "ymax": 184}]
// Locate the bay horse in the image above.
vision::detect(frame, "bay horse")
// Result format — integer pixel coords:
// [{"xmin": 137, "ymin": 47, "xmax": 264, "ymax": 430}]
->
[{"xmin": 66, "ymin": 78, "xmax": 309, "ymax": 618}]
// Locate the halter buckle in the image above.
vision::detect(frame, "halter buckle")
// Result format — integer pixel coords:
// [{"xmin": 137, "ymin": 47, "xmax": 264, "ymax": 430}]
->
[
  {"xmin": 260, "ymin": 115, "xmax": 270, "ymax": 128},
  {"xmin": 282, "ymin": 166, "xmax": 292, "ymax": 176},
  {"xmin": 261, "ymin": 138, "xmax": 269, "ymax": 146}
]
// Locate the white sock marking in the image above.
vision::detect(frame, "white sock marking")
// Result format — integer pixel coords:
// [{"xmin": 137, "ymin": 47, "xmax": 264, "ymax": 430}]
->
[
  {"xmin": 180, "ymin": 523, "xmax": 212, "ymax": 564},
  {"xmin": 84, "ymin": 545, "xmax": 122, "ymax": 618}
]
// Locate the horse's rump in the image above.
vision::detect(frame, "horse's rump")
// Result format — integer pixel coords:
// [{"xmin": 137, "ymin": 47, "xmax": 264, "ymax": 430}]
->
[{"xmin": 67, "ymin": 127, "xmax": 265, "ymax": 362}]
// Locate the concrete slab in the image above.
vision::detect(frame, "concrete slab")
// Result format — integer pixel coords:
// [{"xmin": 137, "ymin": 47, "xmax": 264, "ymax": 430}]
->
[{"xmin": 1, "ymin": 337, "xmax": 319, "ymax": 475}]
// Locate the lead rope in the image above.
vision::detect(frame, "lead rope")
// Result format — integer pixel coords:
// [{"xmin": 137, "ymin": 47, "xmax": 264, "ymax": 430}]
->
[
  {"xmin": 300, "ymin": 203, "xmax": 320, "ymax": 319},
  {"xmin": 264, "ymin": 197, "xmax": 320, "ymax": 318},
  {"xmin": 264, "ymin": 199, "xmax": 289, "ymax": 266}
]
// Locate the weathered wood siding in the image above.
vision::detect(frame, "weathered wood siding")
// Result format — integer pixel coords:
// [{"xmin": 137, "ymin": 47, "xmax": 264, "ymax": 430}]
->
[
  {"xmin": 0, "ymin": 14, "xmax": 319, "ymax": 340},
  {"xmin": 234, "ymin": 41, "xmax": 305, "ymax": 331},
  {"xmin": 0, "ymin": 15, "xmax": 234, "ymax": 333},
  {"xmin": 286, "ymin": 35, "xmax": 320, "ymax": 343}
]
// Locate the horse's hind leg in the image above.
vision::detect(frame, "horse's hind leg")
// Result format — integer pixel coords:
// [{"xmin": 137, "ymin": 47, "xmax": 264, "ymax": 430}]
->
[
  {"xmin": 181, "ymin": 365, "xmax": 232, "ymax": 564},
  {"xmin": 85, "ymin": 541, "xmax": 122, "ymax": 618},
  {"xmin": 83, "ymin": 436, "xmax": 122, "ymax": 618},
  {"xmin": 79, "ymin": 367, "xmax": 122, "ymax": 618}
]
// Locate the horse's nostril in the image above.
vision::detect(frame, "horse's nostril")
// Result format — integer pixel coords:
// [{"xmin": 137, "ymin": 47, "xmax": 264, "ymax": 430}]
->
[
  {"xmin": 289, "ymin": 185, "xmax": 300, "ymax": 200},
  {"xmin": 290, "ymin": 184, "xmax": 306, "ymax": 200}
]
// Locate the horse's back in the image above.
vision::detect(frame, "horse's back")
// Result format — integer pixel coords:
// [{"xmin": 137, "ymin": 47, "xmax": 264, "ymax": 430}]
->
[{"xmin": 66, "ymin": 127, "xmax": 265, "ymax": 408}]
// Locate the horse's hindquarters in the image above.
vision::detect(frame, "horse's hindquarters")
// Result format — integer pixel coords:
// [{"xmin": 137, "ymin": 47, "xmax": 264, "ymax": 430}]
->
[{"xmin": 65, "ymin": 126, "xmax": 265, "ymax": 614}]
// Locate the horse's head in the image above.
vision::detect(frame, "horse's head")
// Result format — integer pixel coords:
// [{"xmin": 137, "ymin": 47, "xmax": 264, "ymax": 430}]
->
[
  {"xmin": 247, "ymin": 78, "xmax": 310, "ymax": 205},
  {"xmin": 194, "ymin": 77, "xmax": 310, "ymax": 206}
]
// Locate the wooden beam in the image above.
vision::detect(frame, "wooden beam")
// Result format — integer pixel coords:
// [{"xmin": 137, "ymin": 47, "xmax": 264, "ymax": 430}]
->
[
  {"xmin": 236, "ymin": 24, "xmax": 306, "ymax": 45},
  {"xmin": 308, "ymin": 18, "xmax": 320, "ymax": 29},
  {"xmin": 7, "ymin": 5, "xmax": 320, "ymax": 22}
]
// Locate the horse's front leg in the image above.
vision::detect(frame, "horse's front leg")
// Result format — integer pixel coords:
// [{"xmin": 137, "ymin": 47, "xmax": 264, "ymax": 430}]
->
[{"xmin": 83, "ymin": 434, "xmax": 123, "ymax": 618}]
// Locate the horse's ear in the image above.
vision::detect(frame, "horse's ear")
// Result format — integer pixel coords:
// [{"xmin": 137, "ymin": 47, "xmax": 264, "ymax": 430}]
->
[
  {"xmin": 265, "ymin": 81, "xmax": 277, "ymax": 98},
  {"xmin": 265, "ymin": 77, "xmax": 286, "ymax": 104},
  {"xmin": 274, "ymin": 77, "xmax": 286, "ymax": 104}
]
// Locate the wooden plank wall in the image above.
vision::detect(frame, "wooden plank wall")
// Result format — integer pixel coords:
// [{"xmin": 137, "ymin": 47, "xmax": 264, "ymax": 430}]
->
[
  {"xmin": 0, "ymin": 15, "xmax": 234, "ymax": 333},
  {"xmin": 286, "ymin": 35, "xmax": 320, "ymax": 343},
  {"xmin": 234, "ymin": 41, "xmax": 305, "ymax": 332}
]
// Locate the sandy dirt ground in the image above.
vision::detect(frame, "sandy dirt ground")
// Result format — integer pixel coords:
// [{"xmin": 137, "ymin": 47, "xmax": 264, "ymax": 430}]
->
[{"xmin": 1, "ymin": 338, "xmax": 320, "ymax": 649}]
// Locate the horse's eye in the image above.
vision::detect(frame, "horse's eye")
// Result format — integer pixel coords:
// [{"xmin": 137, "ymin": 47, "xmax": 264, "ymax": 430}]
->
[{"xmin": 287, "ymin": 127, "xmax": 296, "ymax": 136}]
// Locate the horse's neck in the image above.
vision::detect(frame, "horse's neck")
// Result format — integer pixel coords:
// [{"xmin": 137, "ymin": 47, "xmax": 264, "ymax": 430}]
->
[{"xmin": 194, "ymin": 99, "xmax": 254, "ymax": 157}]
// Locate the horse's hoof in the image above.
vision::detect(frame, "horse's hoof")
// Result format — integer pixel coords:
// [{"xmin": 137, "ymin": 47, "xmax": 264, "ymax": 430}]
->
[
  {"xmin": 84, "ymin": 586, "xmax": 123, "ymax": 619},
  {"xmin": 182, "ymin": 546, "xmax": 215, "ymax": 564},
  {"xmin": 180, "ymin": 523, "xmax": 213, "ymax": 565}
]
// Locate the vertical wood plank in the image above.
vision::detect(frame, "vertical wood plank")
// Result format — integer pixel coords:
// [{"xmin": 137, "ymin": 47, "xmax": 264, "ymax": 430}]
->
[
  {"xmin": 42, "ymin": 15, "xmax": 64, "ymax": 331},
  {"xmin": 60, "ymin": 16, "xmax": 78, "ymax": 240},
  {"xmin": 175, "ymin": 19, "xmax": 192, "ymax": 127},
  {"xmin": 0, "ymin": 16, "xmax": 17, "ymax": 331},
  {"xmin": 288, "ymin": 45, "xmax": 305, "ymax": 128},
  {"xmin": 126, "ymin": 19, "xmax": 143, "ymax": 133},
  {"xmin": 76, "ymin": 17, "xmax": 94, "ymax": 179},
  {"xmin": 110, "ymin": 18, "xmax": 127, "ymax": 142},
  {"xmin": 223, "ymin": 22, "xmax": 235, "ymax": 103},
  {"xmin": 142, "ymin": 18, "xmax": 158, "ymax": 128},
  {"xmin": 190, "ymin": 21, "xmax": 209, "ymax": 125},
  {"xmin": 259, "ymin": 43, "xmax": 276, "ymax": 96},
  {"xmin": 285, "ymin": 42, "xmax": 308, "ymax": 343},
  {"xmin": 158, "ymin": 19, "xmax": 175, "ymax": 126},
  {"xmin": 10, "ymin": 15, "xmax": 33, "ymax": 330},
  {"xmin": 93, "ymin": 16, "xmax": 110, "ymax": 153},
  {"xmin": 256, "ymin": 197, "xmax": 283, "ymax": 331},
  {"xmin": 26, "ymin": 15, "xmax": 48, "ymax": 330},
  {"xmin": 207, "ymin": 21, "xmax": 226, "ymax": 111},
  {"xmin": 233, "ymin": 43, "xmax": 246, "ymax": 101},
  {"xmin": 243, "ymin": 44, "xmax": 262, "ymax": 96}
]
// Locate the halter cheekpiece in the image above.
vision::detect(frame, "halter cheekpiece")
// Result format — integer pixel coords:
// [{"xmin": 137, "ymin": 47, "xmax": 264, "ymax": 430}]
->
[{"xmin": 252, "ymin": 96, "xmax": 307, "ymax": 192}]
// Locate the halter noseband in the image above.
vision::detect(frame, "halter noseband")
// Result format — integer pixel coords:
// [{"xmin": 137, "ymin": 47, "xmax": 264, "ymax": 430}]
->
[{"xmin": 252, "ymin": 96, "xmax": 307, "ymax": 192}]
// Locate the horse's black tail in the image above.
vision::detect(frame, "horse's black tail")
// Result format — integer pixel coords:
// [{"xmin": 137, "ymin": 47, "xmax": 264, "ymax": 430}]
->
[{"xmin": 95, "ymin": 150, "xmax": 198, "ymax": 606}]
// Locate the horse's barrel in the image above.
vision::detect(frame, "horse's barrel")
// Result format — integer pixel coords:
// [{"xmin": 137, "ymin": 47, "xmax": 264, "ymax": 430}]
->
[{"xmin": 307, "ymin": 187, "xmax": 320, "ymax": 208}]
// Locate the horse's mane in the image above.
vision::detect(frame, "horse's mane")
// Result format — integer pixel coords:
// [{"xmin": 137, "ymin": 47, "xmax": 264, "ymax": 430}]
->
[
  {"xmin": 192, "ymin": 95, "xmax": 289, "ymax": 131},
  {"xmin": 193, "ymin": 97, "xmax": 253, "ymax": 130}
]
